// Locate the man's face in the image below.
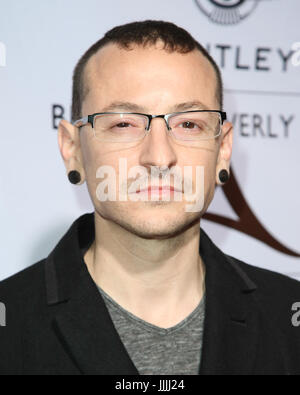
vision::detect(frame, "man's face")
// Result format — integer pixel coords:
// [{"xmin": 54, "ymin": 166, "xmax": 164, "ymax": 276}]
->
[{"xmin": 76, "ymin": 42, "xmax": 232, "ymax": 239}]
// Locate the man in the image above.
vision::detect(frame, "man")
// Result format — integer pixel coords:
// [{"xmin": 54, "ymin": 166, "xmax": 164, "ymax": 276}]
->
[{"xmin": 1, "ymin": 20, "xmax": 300, "ymax": 376}]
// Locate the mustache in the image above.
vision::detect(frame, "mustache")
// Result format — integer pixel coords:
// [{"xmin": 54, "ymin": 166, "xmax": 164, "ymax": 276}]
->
[{"xmin": 120, "ymin": 166, "xmax": 193, "ymax": 194}]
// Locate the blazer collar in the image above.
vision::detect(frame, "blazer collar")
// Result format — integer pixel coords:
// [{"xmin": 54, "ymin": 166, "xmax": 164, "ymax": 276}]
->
[
  {"xmin": 198, "ymin": 229, "xmax": 259, "ymax": 375},
  {"xmin": 45, "ymin": 212, "xmax": 259, "ymax": 375}
]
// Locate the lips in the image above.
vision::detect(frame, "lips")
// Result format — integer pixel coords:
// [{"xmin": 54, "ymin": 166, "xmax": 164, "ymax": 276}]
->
[{"xmin": 135, "ymin": 186, "xmax": 181, "ymax": 194}]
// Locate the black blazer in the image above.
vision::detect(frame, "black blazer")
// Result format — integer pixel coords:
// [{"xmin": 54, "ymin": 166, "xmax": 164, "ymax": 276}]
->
[{"xmin": 1, "ymin": 212, "xmax": 300, "ymax": 375}]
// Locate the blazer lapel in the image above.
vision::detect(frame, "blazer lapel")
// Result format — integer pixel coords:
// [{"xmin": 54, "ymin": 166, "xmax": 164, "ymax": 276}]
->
[
  {"xmin": 53, "ymin": 264, "xmax": 139, "ymax": 375},
  {"xmin": 45, "ymin": 213, "xmax": 139, "ymax": 375},
  {"xmin": 199, "ymin": 229, "xmax": 260, "ymax": 375}
]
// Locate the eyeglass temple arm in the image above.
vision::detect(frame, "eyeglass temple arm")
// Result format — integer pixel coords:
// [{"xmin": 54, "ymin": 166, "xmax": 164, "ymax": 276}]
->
[{"xmin": 73, "ymin": 116, "xmax": 89, "ymax": 128}]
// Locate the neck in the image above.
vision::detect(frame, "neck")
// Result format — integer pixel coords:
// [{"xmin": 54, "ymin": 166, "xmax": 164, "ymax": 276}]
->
[{"xmin": 84, "ymin": 211, "xmax": 205, "ymax": 328}]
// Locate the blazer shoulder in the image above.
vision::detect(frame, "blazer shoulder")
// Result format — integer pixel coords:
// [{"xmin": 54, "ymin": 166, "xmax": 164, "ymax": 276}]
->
[
  {"xmin": 227, "ymin": 254, "xmax": 300, "ymax": 299},
  {"xmin": 0, "ymin": 260, "xmax": 47, "ymax": 374},
  {"xmin": 0, "ymin": 259, "xmax": 46, "ymax": 305}
]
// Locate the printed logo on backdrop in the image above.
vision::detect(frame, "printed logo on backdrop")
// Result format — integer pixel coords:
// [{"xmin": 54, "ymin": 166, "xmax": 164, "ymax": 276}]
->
[
  {"xmin": 292, "ymin": 42, "xmax": 300, "ymax": 67},
  {"xmin": 195, "ymin": 0, "xmax": 259, "ymax": 25}
]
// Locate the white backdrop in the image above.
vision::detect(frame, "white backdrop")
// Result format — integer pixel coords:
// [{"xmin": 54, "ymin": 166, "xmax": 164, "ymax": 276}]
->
[{"xmin": 0, "ymin": 0, "xmax": 299, "ymax": 282}]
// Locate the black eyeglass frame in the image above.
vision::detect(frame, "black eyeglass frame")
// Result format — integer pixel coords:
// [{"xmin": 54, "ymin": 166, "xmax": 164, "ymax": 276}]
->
[{"xmin": 73, "ymin": 110, "xmax": 227, "ymax": 133}]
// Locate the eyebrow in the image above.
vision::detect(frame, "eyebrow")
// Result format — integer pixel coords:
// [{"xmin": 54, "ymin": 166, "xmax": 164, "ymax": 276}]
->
[{"xmin": 100, "ymin": 100, "xmax": 210, "ymax": 113}]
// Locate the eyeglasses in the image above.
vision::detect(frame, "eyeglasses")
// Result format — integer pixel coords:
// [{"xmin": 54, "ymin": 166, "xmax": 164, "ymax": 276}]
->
[{"xmin": 73, "ymin": 110, "xmax": 227, "ymax": 143}]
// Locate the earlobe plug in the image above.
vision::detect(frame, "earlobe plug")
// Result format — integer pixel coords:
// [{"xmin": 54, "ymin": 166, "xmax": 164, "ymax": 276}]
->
[
  {"xmin": 219, "ymin": 169, "xmax": 230, "ymax": 184},
  {"xmin": 68, "ymin": 170, "xmax": 81, "ymax": 185}
]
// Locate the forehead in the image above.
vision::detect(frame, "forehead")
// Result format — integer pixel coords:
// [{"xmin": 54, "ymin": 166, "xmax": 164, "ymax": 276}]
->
[{"xmin": 82, "ymin": 42, "xmax": 218, "ymax": 111}]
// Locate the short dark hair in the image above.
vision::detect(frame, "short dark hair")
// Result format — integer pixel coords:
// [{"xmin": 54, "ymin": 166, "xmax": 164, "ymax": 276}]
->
[{"xmin": 71, "ymin": 20, "xmax": 223, "ymax": 122}]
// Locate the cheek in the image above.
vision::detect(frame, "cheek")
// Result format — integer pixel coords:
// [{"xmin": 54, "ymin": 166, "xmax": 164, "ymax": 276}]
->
[
  {"xmin": 80, "ymin": 137, "xmax": 108, "ymax": 196},
  {"xmin": 179, "ymin": 149, "xmax": 218, "ymax": 205},
  {"xmin": 179, "ymin": 146, "xmax": 218, "ymax": 176},
  {"xmin": 204, "ymin": 166, "xmax": 216, "ymax": 194},
  {"xmin": 80, "ymin": 139, "xmax": 98, "ymax": 180}
]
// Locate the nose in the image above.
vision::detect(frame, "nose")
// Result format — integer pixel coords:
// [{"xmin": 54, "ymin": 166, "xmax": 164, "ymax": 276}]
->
[{"xmin": 139, "ymin": 116, "xmax": 177, "ymax": 170}]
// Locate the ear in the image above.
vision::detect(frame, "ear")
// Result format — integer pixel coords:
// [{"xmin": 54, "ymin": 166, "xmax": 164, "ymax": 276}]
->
[
  {"xmin": 57, "ymin": 119, "xmax": 86, "ymax": 184},
  {"xmin": 216, "ymin": 121, "xmax": 233, "ymax": 185}
]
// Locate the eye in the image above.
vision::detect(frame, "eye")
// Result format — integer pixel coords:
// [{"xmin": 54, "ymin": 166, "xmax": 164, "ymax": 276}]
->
[
  {"xmin": 180, "ymin": 121, "xmax": 199, "ymax": 129},
  {"xmin": 115, "ymin": 122, "xmax": 132, "ymax": 128},
  {"xmin": 111, "ymin": 120, "xmax": 141, "ymax": 129}
]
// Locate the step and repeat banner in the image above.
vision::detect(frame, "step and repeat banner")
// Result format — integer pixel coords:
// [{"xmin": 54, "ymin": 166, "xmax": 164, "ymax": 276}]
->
[{"xmin": 0, "ymin": 0, "xmax": 299, "ymax": 281}]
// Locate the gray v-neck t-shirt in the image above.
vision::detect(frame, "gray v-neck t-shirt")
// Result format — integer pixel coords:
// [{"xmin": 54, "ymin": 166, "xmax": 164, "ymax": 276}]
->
[{"xmin": 96, "ymin": 284, "xmax": 206, "ymax": 375}]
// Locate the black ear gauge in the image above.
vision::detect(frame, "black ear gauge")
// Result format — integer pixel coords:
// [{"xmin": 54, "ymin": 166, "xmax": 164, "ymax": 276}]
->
[
  {"xmin": 219, "ymin": 169, "xmax": 230, "ymax": 184},
  {"xmin": 68, "ymin": 170, "xmax": 81, "ymax": 185}
]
